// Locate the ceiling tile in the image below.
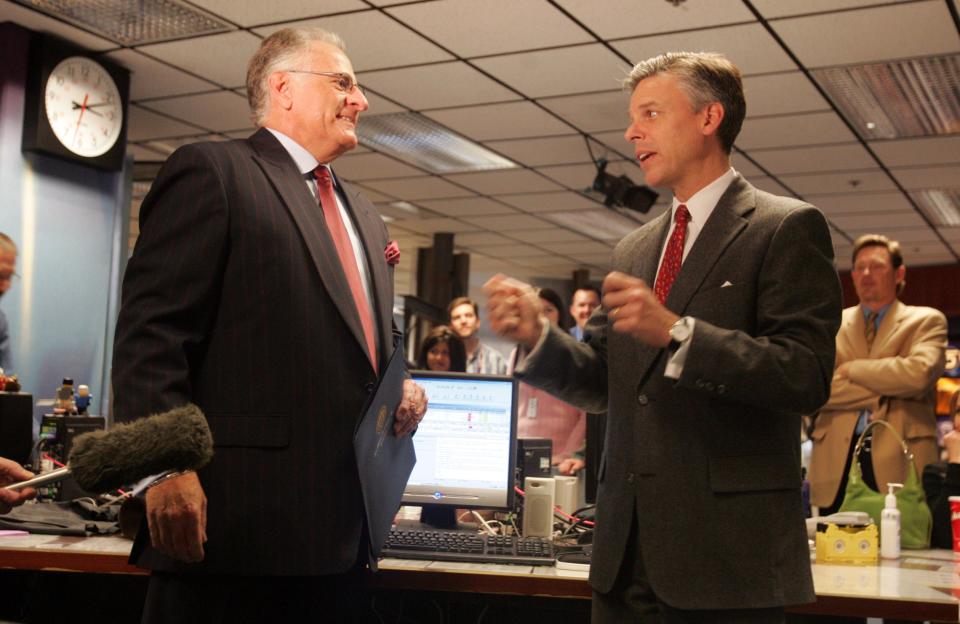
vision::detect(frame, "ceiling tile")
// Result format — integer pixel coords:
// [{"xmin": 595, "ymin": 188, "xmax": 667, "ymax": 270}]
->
[
  {"xmin": 590, "ymin": 130, "xmax": 635, "ymax": 159},
  {"xmin": 462, "ymin": 214, "xmax": 554, "ymax": 230},
  {"xmin": 363, "ymin": 92, "xmax": 407, "ymax": 115},
  {"xmin": 466, "ymin": 244, "xmax": 554, "ymax": 258},
  {"xmin": 743, "ymin": 72, "xmax": 831, "ymax": 117},
  {"xmin": 445, "ymin": 169, "xmax": 563, "ymax": 195},
  {"xmin": 538, "ymin": 160, "xmax": 644, "ymax": 192},
  {"xmin": 143, "ymin": 133, "xmax": 225, "ymax": 156},
  {"xmin": 509, "ymin": 254, "xmax": 581, "ymax": 267},
  {"xmin": 538, "ymin": 91, "xmax": 629, "ymax": 133},
  {"xmin": 730, "ymin": 154, "xmax": 764, "ymax": 178},
  {"xmin": 373, "ymin": 202, "xmax": 442, "ymax": 221},
  {"xmin": 387, "ymin": 0, "xmax": 591, "ymax": 57},
  {"xmin": 140, "ymin": 91, "xmax": 251, "ymax": 132},
  {"xmin": 333, "ymin": 153, "xmax": 427, "ymax": 180},
  {"xmin": 416, "ymin": 197, "xmax": 518, "ymax": 217},
  {"xmin": 473, "ymin": 44, "xmax": 631, "ymax": 99},
  {"xmin": 222, "ymin": 128, "xmax": 259, "ymax": 139},
  {"xmin": 423, "ymin": 101, "xmax": 573, "ymax": 141},
  {"xmin": 771, "ymin": 1, "xmax": 959, "ymax": 68},
  {"xmin": 548, "ymin": 240, "xmax": 613, "ymax": 254},
  {"xmin": 252, "ymin": 11, "xmax": 453, "ymax": 71},
  {"xmin": 568, "ymin": 252, "xmax": 614, "ymax": 264},
  {"xmin": 511, "ymin": 228, "xmax": 591, "ymax": 243},
  {"xmin": 106, "ymin": 50, "xmax": 217, "ymax": 100},
  {"xmin": 869, "ymin": 136, "xmax": 960, "ymax": 169},
  {"xmin": 814, "ymin": 191, "xmax": 913, "ymax": 215},
  {"xmin": 127, "ymin": 144, "xmax": 168, "ymax": 161},
  {"xmin": 780, "ymin": 170, "xmax": 895, "ymax": 196},
  {"xmin": 829, "ymin": 211, "xmax": 927, "ymax": 229},
  {"xmin": 736, "ymin": 112, "xmax": 856, "ymax": 150},
  {"xmin": 189, "ymin": 0, "xmax": 366, "ymax": 27},
  {"xmin": 360, "ymin": 176, "xmax": 474, "ymax": 200},
  {"xmin": 393, "ymin": 217, "xmax": 479, "ymax": 234},
  {"xmin": 749, "ymin": 143, "xmax": 875, "ymax": 175},
  {"xmin": 891, "ymin": 165, "xmax": 960, "ymax": 190},
  {"xmin": 554, "ymin": 0, "xmax": 754, "ymax": 40},
  {"xmin": 350, "ymin": 183, "xmax": 395, "ymax": 203},
  {"xmin": 136, "ymin": 31, "xmax": 263, "ymax": 88},
  {"xmin": 359, "ymin": 62, "xmax": 518, "ymax": 110},
  {"xmin": 842, "ymin": 226, "xmax": 937, "ymax": 242},
  {"xmin": 127, "ymin": 105, "xmax": 205, "ymax": 141},
  {"xmin": 1, "ymin": 2, "xmax": 116, "ymax": 50},
  {"xmin": 614, "ymin": 23, "xmax": 796, "ymax": 76},
  {"xmin": 455, "ymin": 232, "xmax": 517, "ymax": 246},
  {"xmin": 497, "ymin": 191, "xmax": 599, "ymax": 213},
  {"xmin": 752, "ymin": 0, "xmax": 906, "ymax": 19},
  {"xmin": 750, "ymin": 176, "xmax": 795, "ymax": 198},
  {"xmin": 485, "ymin": 135, "xmax": 592, "ymax": 167}
]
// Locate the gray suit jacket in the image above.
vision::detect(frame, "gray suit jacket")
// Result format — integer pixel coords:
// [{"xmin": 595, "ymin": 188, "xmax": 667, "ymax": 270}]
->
[
  {"xmin": 113, "ymin": 128, "xmax": 397, "ymax": 575},
  {"xmin": 519, "ymin": 175, "xmax": 841, "ymax": 609}
]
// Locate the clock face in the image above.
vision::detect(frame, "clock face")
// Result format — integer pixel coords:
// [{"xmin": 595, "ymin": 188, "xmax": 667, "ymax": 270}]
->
[{"xmin": 43, "ymin": 56, "xmax": 123, "ymax": 158}]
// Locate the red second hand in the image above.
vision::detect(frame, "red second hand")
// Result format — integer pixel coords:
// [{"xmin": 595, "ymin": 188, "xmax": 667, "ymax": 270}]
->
[{"xmin": 73, "ymin": 93, "xmax": 89, "ymax": 146}]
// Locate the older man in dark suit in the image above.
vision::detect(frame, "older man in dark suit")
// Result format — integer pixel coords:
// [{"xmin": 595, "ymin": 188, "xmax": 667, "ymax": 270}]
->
[
  {"xmin": 112, "ymin": 27, "xmax": 425, "ymax": 623},
  {"xmin": 486, "ymin": 52, "xmax": 841, "ymax": 623}
]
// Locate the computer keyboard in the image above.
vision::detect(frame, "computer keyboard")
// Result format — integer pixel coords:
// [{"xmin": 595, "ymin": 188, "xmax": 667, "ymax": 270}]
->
[{"xmin": 382, "ymin": 527, "xmax": 556, "ymax": 566}]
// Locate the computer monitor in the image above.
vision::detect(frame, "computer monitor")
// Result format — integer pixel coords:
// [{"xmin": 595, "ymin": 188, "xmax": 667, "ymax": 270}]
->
[{"xmin": 403, "ymin": 371, "xmax": 518, "ymax": 528}]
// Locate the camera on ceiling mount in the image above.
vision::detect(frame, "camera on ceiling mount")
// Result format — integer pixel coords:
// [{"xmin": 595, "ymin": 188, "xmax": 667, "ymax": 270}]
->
[{"xmin": 591, "ymin": 158, "xmax": 659, "ymax": 214}]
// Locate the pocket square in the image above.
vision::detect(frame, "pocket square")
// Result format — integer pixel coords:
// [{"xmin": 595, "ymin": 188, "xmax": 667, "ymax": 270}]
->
[{"xmin": 721, "ymin": 280, "xmax": 734, "ymax": 288}]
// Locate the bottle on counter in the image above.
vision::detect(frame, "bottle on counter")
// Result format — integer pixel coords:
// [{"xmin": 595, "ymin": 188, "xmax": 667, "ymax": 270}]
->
[{"xmin": 880, "ymin": 483, "xmax": 903, "ymax": 560}]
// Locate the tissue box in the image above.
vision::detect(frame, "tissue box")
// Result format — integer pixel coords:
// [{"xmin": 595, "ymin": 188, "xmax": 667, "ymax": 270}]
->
[{"xmin": 815, "ymin": 522, "xmax": 878, "ymax": 565}]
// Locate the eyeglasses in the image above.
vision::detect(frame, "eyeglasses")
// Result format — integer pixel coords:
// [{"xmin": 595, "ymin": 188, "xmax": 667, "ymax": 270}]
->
[{"xmin": 284, "ymin": 70, "xmax": 364, "ymax": 95}]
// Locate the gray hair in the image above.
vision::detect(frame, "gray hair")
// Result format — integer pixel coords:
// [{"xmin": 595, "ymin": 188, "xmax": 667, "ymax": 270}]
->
[
  {"xmin": 246, "ymin": 27, "xmax": 346, "ymax": 126},
  {"xmin": 623, "ymin": 51, "xmax": 745, "ymax": 153}
]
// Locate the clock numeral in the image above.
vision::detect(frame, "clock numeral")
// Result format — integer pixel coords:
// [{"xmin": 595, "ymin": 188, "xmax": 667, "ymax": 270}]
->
[
  {"xmin": 80, "ymin": 64, "xmax": 89, "ymax": 79},
  {"xmin": 56, "ymin": 75, "xmax": 65, "ymax": 87}
]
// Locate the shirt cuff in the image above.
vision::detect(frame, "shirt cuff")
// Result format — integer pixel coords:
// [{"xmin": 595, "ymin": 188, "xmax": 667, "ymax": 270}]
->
[{"xmin": 664, "ymin": 318, "xmax": 696, "ymax": 380}]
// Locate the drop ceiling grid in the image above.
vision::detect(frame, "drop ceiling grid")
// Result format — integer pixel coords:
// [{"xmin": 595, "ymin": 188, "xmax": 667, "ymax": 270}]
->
[{"xmin": 4, "ymin": 0, "xmax": 958, "ymax": 271}]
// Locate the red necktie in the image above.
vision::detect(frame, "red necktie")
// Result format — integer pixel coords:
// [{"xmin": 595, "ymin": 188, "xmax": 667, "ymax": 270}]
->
[
  {"xmin": 315, "ymin": 166, "xmax": 377, "ymax": 371},
  {"xmin": 654, "ymin": 204, "xmax": 690, "ymax": 304}
]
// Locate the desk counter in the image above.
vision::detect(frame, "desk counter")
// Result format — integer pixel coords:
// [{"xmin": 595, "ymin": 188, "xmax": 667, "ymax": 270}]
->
[{"xmin": 1, "ymin": 534, "xmax": 959, "ymax": 621}]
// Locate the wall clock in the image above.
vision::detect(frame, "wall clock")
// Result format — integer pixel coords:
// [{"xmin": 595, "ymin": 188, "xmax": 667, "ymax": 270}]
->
[{"xmin": 22, "ymin": 34, "xmax": 130, "ymax": 171}]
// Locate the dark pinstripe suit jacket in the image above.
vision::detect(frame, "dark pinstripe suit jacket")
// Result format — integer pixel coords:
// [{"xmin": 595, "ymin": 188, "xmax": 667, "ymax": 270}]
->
[
  {"xmin": 518, "ymin": 176, "xmax": 842, "ymax": 610},
  {"xmin": 112, "ymin": 128, "xmax": 397, "ymax": 575}
]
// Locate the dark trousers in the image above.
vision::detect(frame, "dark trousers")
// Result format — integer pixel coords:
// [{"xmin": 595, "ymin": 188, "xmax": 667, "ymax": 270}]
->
[
  {"xmin": 140, "ymin": 565, "xmax": 376, "ymax": 624},
  {"xmin": 592, "ymin": 511, "xmax": 785, "ymax": 624}
]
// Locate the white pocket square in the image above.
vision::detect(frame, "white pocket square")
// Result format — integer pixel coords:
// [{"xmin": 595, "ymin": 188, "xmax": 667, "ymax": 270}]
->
[{"xmin": 721, "ymin": 280, "xmax": 734, "ymax": 288}]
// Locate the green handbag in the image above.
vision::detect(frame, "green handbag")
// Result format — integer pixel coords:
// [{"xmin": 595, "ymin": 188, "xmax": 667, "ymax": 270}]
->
[{"xmin": 838, "ymin": 419, "xmax": 932, "ymax": 549}]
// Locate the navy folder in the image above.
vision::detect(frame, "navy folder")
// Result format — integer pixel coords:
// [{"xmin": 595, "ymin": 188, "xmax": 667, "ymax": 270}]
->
[{"xmin": 353, "ymin": 337, "xmax": 416, "ymax": 561}]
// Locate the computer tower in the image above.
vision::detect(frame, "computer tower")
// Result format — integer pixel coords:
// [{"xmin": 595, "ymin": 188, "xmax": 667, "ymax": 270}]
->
[
  {"xmin": 517, "ymin": 437, "xmax": 552, "ymax": 486},
  {"xmin": 0, "ymin": 392, "xmax": 33, "ymax": 464},
  {"xmin": 38, "ymin": 414, "xmax": 105, "ymax": 500}
]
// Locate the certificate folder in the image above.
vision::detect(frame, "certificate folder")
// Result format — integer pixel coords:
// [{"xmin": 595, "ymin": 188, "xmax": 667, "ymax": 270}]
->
[{"xmin": 353, "ymin": 338, "xmax": 416, "ymax": 560}]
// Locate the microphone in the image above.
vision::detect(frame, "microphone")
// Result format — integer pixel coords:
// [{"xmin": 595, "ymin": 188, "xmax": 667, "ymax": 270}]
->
[{"xmin": 3, "ymin": 404, "xmax": 213, "ymax": 493}]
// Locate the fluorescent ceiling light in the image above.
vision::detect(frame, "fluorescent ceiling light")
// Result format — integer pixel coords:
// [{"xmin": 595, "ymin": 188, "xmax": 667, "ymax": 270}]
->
[
  {"xmin": 911, "ymin": 188, "xmax": 960, "ymax": 227},
  {"xmin": 357, "ymin": 112, "xmax": 518, "ymax": 174},
  {"xmin": 543, "ymin": 208, "xmax": 642, "ymax": 240},
  {"xmin": 14, "ymin": 0, "xmax": 232, "ymax": 45},
  {"xmin": 812, "ymin": 54, "xmax": 960, "ymax": 139}
]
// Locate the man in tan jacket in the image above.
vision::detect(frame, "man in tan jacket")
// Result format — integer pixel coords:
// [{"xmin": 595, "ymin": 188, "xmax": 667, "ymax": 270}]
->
[{"xmin": 810, "ymin": 234, "xmax": 947, "ymax": 514}]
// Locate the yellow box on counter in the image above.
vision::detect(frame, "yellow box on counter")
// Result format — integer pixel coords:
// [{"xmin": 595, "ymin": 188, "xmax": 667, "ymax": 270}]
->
[{"xmin": 815, "ymin": 522, "xmax": 878, "ymax": 565}]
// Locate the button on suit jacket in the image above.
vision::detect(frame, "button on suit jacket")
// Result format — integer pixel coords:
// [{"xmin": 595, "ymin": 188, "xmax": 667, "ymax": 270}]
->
[
  {"xmin": 517, "ymin": 176, "xmax": 841, "ymax": 610},
  {"xmin": 112, "ymin": 128, "xmax": 398, "ymax": 575}
]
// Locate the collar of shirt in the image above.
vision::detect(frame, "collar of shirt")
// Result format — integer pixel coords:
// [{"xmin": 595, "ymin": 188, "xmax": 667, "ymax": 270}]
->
[
  {"xmin": 860, "ymin": 303, "xmax": 891, "ymax": 327},
  {"xmin": 265, "ymin": 128, "xmax": 321, "ymax": 175}
]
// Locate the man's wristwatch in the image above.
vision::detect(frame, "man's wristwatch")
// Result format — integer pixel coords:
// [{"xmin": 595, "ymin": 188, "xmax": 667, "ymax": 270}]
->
[{"xmin": 668, "ymin": 316, "xmax": 694, "ymax": 351}]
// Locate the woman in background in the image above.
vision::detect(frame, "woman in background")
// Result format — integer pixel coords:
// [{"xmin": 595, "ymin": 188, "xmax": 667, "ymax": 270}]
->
[
  {"xmin": 416, "ymin": 325, "xmax": 467, "ymax": 372},
  {"xmin": 509, "ymin": 288, "xmax": 586, "ymax": 470}
]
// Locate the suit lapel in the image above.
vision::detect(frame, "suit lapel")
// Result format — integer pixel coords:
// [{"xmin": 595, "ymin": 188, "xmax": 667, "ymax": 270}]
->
[
  {"xmin": 668, "ymin": 176, "xmax": 750, "ymax": 315},
  {"xmin": 248, "ymin": 129, "xmax": 372, "ymax": 370},
  {"xmin": 844, "ymin": 308, "xmax": 869, "ymax": 357},
  {"xmin": 872, "ymin": 299, "xmax": 904, "ymax": 354}
]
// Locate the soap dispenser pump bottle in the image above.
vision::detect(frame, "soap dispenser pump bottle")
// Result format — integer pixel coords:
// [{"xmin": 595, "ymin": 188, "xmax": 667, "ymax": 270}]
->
[{"xmin": 880, "ymin": 482, "xmax": 903, "ymax": 559}]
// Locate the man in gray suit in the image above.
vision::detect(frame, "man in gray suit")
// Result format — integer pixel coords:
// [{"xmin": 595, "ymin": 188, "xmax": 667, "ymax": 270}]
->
[{"xmin": 486, "ymin": 52, "xmax": 841, "ymax": 623}]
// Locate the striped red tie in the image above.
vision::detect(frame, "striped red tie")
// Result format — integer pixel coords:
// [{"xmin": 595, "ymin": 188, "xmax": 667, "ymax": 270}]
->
[
  {"xmin": 654, "ymin": 205, "xmax": 690, "ymax": 304},
  {"xmin": 315, "ymin": 166, "xmax": 377, "ymax": 372}
]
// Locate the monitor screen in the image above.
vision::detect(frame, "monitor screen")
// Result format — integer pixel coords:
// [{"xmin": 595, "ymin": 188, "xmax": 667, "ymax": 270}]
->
[{"xmin": 403, "ymin": 371, "xmax": 518, "ymax": 511}]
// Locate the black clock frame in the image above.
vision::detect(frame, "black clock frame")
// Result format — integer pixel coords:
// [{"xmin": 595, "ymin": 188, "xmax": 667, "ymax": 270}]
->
[{"xmin": 22, "ymin": 33, "xmax": 130, "ymax": 172}]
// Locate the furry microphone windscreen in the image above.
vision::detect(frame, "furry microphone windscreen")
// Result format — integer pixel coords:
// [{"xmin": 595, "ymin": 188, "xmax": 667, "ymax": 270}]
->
[{"xmin": 68, "ymin": 403, "xmax": 214, "ymax": 492}]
